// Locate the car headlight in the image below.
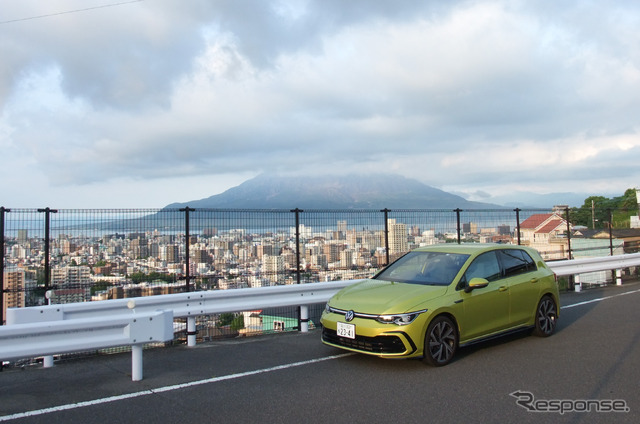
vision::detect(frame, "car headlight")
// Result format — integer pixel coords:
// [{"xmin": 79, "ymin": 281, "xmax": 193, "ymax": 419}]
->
[{"xmin": 376, "ymin": 310, "xmax": 427, "ymax": 326}]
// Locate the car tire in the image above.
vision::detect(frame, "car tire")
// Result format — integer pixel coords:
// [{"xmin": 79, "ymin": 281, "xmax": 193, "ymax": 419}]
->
[
  {"xmin": 532, "ymin": 295, "xmax": 558, "ymax": 337},
  {"xmin": 423, "ymin": 315, "xmax": 458, "ymax": 366}
]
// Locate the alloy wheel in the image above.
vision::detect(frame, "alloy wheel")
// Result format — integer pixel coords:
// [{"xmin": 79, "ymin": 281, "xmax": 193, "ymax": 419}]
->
[
  {"xmin": 534, "ymin": 296, "xmax": 557, "ymax": 337},
  {"xmin": 424, "ymin": 316, "xmax": 457, "ymax": 366}
]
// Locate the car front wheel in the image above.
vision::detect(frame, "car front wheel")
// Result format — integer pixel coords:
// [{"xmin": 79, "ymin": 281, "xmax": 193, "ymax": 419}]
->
[
  {"xmin": 533, "ymin": 295, "xmax": 558, "ymax": 337},
  {"xmin": 423, "ymin": 316, "xmax": 458, "ymax": 366}
]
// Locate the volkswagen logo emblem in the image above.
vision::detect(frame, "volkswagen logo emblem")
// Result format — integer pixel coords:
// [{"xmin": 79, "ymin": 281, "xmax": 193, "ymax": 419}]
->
[{"xmin": 345, "ymin": 310, "xmax": 355, "ymax": 322}]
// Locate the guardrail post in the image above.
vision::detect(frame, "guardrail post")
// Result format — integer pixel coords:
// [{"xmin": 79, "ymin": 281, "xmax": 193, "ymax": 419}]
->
[
  {"xmin": 131, "ymin": 344, "xmax": 143, "ymax": 381},
  {"xmin": 43, "ymin": 355, "xmax": 54, "ymax": 368},
  {"xmin": 187, "ymin": 316, "xmax": 197, "ymax": 347},
  {"xmin": 574, "ymin": 275, "xmax": 581, "ymax": 292},
  {"xmin": 300, "ymin": 305, "xmax": 309, "ymax": 332},
  {"xmin": 616, "ymin": 269, "xmax": 623, "ymax": 286}
]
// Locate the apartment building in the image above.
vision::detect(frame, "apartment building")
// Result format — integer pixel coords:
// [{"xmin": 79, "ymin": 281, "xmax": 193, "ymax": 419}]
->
[{"xmin": 2, "ymin": 269, "xmax": 25, "ymax": 324}]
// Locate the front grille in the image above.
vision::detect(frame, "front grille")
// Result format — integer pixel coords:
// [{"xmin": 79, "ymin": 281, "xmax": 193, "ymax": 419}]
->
[{"xmin": 322, "ymin": 328, "xmax": 407, "ymax": 354}]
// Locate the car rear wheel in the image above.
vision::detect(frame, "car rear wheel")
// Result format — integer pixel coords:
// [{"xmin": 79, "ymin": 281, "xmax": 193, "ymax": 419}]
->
[
  {"xmin": 423, "ymin": 316, "xmax": 458, "ymax": 366},
  {"xmin": 533, "ymin": 295, "xmax": 558, "ymax": 337}
]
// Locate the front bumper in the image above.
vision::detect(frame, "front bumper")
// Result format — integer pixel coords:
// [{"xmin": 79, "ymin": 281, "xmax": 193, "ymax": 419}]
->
[
  {"xmin": 321, "ymin": 327, "xmax": 418, "ymax": 356},
  {"xmin": 320, "ymin": 310, "xmax": 425, "ymax": 357}
]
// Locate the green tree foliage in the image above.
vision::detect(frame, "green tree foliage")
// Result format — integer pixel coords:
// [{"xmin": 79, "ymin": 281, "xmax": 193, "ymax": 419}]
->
[
  {"xmin": 129, "ymin": 271, "xmax": 176, "ymax": 284},
  {"xmin": 230, "ymin": 315, "xmax": 245, "ymax": 331},
  {"xmin": 217, "ymin": 312, "xmax": 235, "ymax": 327},
  {"xmin": 570, "ymin": 189, "xmax": 638, "ymax": 229},
  {"xmin": 90, "ymin": 280, "xmax": 114, "ymax": 296}
]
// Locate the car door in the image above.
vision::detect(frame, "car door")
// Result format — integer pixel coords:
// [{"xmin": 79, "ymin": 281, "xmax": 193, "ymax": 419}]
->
[
  {"xmin": 497, "ymin": 249, "xmax": 541, "ymax": 326},
  {"xmin": 457, "ymin": 251, "xmax": 511, "ymax": 341}
]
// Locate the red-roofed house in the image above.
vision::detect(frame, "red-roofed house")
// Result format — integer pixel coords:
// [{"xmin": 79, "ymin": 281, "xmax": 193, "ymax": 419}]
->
[{"xmin": 519, "ymin": 213, "xmax": 570, "ymax": 260}]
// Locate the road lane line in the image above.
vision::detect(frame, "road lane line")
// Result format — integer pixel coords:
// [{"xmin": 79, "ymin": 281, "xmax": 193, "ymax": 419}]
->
[
  {"xmin": 561, "ymin": 288, "xmax": 640, "ymax": 309},
  {"xmin": 0, "ymin": 353, "xmax": 355, "ymax": 422}
]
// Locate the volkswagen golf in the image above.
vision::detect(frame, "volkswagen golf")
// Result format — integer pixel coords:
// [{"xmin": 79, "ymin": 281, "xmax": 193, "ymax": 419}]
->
[{"xmin": 320, "ymin": 243, "xmax": 559, "ymax": 366}]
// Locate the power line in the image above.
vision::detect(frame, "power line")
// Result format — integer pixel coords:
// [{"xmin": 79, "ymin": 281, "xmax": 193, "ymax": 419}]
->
[{"xmin": 0, "ymin": 0, "xmax": 144, "ymax": 25}]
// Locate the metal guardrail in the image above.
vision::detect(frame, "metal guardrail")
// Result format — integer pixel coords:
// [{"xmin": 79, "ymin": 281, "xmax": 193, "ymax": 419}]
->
[
  {"xmin": 7, "ymin": 280, "xmax": 362, "ymax": 323},
  {"xmin": 4, "ymin": 253, "xmax": 640, "ymax": 377},
  {"xmin": 0, "ymin": 309, "xmax": 173, "ymax": 381},
  {"xmin": 547, "ymin": 252, "xmax": 640, "ymax": 276},
  {"xmin": 6, "ymin": 280, "xmax": 364, "ymax": 348}
]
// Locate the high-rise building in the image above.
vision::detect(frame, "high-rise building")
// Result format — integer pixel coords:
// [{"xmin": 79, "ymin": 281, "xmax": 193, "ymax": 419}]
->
[
  {"xmin": 340, "ymin": 250, "xmax": 354, "ymax": 268},
  {"xmin": 160, "ymin": 244, "xmax": 179, "ymax": 263},
  {"xmin": 262, "ymin": 255, "xmax": 284, "ymax": 284},
  {"xmin": 2, "ymin": 269, "xmax": 25, "ymax": 324},
  {"xmin": 388, "ymin": 219, "xmax": 408, "ymax": 254},
  {"xmin": 51, "ymin": 266, "xmax": 91, "ymax": 289},
  {"xmin": 17, "ymin": 229, "xmax": 28, "ymax": 244}
]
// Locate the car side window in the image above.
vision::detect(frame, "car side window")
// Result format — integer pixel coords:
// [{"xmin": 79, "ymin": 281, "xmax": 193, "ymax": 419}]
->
[
  {"xmin": 499, "ymin": 249, "xmax": 537, "ymax": 278},
  {"xmin": 461, "ymin": 251, "xmax": 501, "ymax": 287}
]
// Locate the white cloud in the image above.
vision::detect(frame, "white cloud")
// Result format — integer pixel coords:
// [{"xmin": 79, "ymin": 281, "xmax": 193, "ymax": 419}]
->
[{"xmin": 1, "ymin": 0, "xmax": 639, "ymax": 208}]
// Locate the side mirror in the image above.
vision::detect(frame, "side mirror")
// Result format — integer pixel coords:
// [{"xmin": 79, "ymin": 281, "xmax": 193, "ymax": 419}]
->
[{"xmin": 465, "ymin": 277, "xmax": 489, "ymax": 293}]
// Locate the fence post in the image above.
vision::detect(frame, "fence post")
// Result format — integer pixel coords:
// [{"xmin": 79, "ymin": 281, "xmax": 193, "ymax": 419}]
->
[
  {"xmin": 514, "ymin": 208, "xmax": 521, "ymax": 245},
  {"xmin": 607, "ymin": 209, "xmax": 614, "ymax": 256},
  {"xmin": 454, "ymin": 208, "xmax": 462, "ymax": 244},
  {"xmin": 291, "ymin": 208, "xmax": 303, "ymax": 285},
  {"xmin": 291, "ymin": 208, "xmax": 303, "ymax": 332},
  {"xmin": 565, "ymin": 207, "xmax": 572, "ymax": 260},
  {"xmin": 180, "ymin": 207, "xmax": 196, "ymax": 345},
  {"xmin": 37, "ymin": 208, "xmax": 58, "ymax": 293},
  {"xmin": 179, "ymin": 207, "xmax": 194, "ymax": 292},
  {"xmin": 381, "ymin": 209, "xmax": 390, "ymax": 265},
  {"xmin": 0, "ymin": 207, "xmax": 8, "ymax": 328}
]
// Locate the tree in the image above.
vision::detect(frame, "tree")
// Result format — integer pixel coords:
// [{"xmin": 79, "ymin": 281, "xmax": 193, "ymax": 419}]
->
[
  {"xmin": 217, "ymin": 313, "xmax": 235, "ymax": 327},
  {"xmin": 570, "ymin": 189, "xmax": 638, "ymax": 229},
  {"xmin": 230, "ymin": 315, "xmax": 245, "ymax": 331}
]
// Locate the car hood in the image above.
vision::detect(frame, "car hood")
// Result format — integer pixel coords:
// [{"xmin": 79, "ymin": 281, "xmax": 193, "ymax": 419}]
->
[{"xmin": 329, "ymin": 279, "xmax": 448, "ymax": 314}]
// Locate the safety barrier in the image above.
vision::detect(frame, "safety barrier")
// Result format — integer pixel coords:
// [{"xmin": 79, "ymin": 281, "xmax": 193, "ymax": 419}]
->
[
  {"xmin": 547, "ymin": 252, "xmax": 640, "ymax": 291},
  {"xmin": 0, "ymin": 309, "xmax": 173, "ymax": 381},
  {"xmin": 6, "ymin": 280, "xmax": 363, "ymax": 356}
]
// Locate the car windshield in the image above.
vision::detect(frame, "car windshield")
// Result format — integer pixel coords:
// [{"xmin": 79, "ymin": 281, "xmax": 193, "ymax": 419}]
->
[{"xmin": 375, "ymin": 251, "xmax": 470, "ymax": 286}]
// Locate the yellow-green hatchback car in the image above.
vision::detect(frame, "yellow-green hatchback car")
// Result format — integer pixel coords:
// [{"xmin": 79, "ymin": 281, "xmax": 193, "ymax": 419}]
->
[{"xmin": 321, "ymin": 243, "xmax": 559, "ymax": 366}]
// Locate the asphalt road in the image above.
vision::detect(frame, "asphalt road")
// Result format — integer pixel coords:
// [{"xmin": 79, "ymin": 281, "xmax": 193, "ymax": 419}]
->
[{"xmin": 1, "ymin": 282, "xmax": 640, "ymax": 424}]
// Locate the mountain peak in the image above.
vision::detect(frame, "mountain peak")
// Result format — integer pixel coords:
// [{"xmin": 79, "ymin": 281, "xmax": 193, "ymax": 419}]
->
[{"xmin": 166, "ymin": 174, "xmax": 500, "ymax": 209}]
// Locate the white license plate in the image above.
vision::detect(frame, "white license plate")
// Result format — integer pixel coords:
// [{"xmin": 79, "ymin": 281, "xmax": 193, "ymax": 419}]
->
[{"xmin": 336, "ymin": 321, "xmax": 355, "ymax": 339}]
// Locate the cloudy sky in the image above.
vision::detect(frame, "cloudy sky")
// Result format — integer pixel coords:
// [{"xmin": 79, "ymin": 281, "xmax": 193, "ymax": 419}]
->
[{"xmin": 1, "ymin": 0, "xmax": 639, "ymax": 208}]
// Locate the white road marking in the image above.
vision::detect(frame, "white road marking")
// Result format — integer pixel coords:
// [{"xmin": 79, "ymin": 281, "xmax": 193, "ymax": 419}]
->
[
  {"xmin": 560, "ymin": 288, "xmax": 640, "ymax": 309},
  {"xmin": 0, "ymin": 353, "xmax": 355, "ymax": 422}
]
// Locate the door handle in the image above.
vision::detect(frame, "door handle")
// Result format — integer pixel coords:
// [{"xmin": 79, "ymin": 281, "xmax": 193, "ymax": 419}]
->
[
  {"xmin": 499, "ymin": 286, "xmax": 508, "ymax": 292},
  {"xmin": 530, "ymin": 278, "xmax": 539, "ymax": 284}
]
